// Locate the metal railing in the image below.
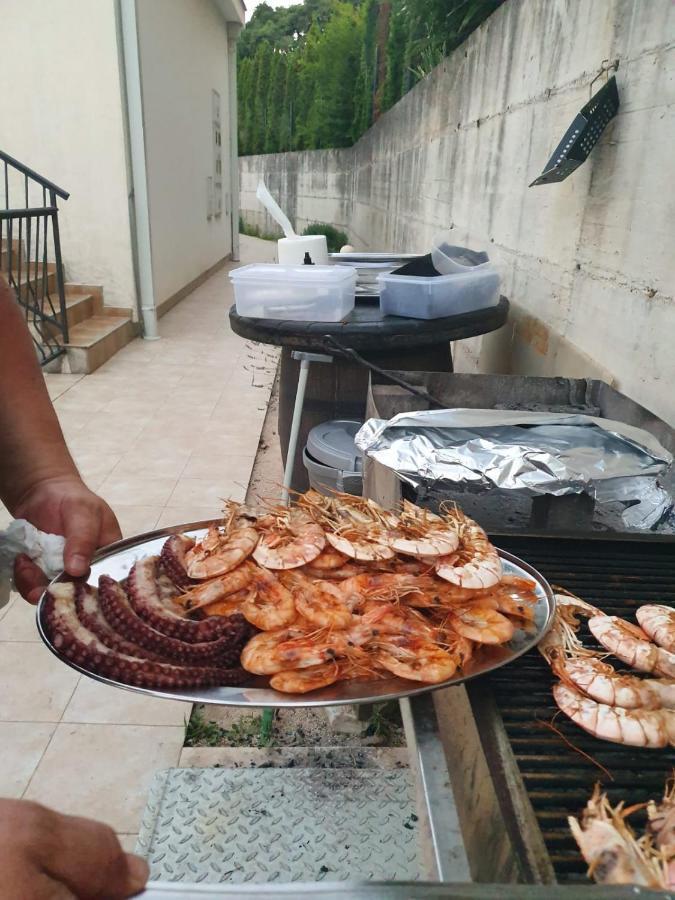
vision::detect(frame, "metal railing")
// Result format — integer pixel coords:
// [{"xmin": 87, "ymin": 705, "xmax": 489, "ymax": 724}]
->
[{"xmin": 0, "ymin": 150, "xmax": 70, "ymax": 365}]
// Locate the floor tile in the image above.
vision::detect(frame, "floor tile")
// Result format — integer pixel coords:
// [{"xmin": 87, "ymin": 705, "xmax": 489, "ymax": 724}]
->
[
  {"xmin": 0, "ymin": 594, "xmax": 40, "ymax": 641},
  {"xmin": 117, "ymin": 834, "xmax": 140, "ymax": 853},
  {"xmin": 155, "ymin": 507, "xmax": 224, "ymax": 528},
  {"xmin": 99, "ymin": 475, "xmax": 177, "ymax": 507},
  {"xmin": 63, "ymin": 679, "xmax": 190, "ymax": 726},
  {"xmin": 110, "ymin": 505, "xmax": 163, "ymax": 538},
  {"xmin": 0, "ymin": 723, "xmax": 56, "ymax": 797},
  {"xmin": 72, "ymin": 452, "xmax": 123, "ymax": 491},
  {"xmin": 167, "ymin": 478, "xmax": 247, "ymax": 509},
  {"xmin": 24, "ymin": 724, "xmax": 185, "ymax": 832},
  {"xmin": 0, "ymin": 643, "xmax": 80, "ymax": 722},
  {"xmin": 182, "ymin": 452, "xmax": 253, "ymax": 483},
  {"xmin": 110, "ymin": 450, "xmax": 190, "ymax": 480}
]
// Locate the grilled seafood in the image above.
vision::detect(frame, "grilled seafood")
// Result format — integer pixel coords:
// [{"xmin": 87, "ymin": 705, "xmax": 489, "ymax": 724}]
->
[
  {"xmin": 538, "ymin": 592, "xmax": 603, "ymax": 665},
  {"xmin": 240, "ymin": 567, "xmax": 297, "ymax": 630},
  {"xmin": 555, "ymin": 656, "xmax": 675, "ymax": 711},
  {"xmin": 280, "ymin": 571, "xmax": 353, "ymax": 629},
  {"xmin": 270, "ymin": 661, "xmax": 341, "ymax": 694},
  {"xmin": 253, "ymin": 508, "xmax": 325, "ymax": 569},
  {"xmin": 589, "ymin": 615, "xmax": 675, "ymax": 679},
  {"xmin": 569, "ymin": 785, "xmax": 665, "ymax": 887},
  {"xmin": 637, "ymin": 605, "xmax": 675, "ymax": 654},
  {"xmin": 449, "ymin": 605, "xmax": 514, "ymax": 645},
  {"xmin": 435, "ymin": 511, "xmax": 502, "ymax": 589},
  {"xmin": 185, "ymin": 522, "xmax": 259, "ymax": 579},
  {"xmin": 553, "ymin": 683, "xmax": 675, "ymax": 748},
  {"xmin": 374, "ymin": 635, "xmax": 458, "ymax": 683},
  {"xmin": 390, "ymin": 501, "xmax": 459, "ymax": 558}
]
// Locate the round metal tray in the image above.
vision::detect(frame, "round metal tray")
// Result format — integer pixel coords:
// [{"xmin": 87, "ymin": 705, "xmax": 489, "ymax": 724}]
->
[{"xmin": 37, "ymin": 521, "xmax": 555, "ymax": 708}]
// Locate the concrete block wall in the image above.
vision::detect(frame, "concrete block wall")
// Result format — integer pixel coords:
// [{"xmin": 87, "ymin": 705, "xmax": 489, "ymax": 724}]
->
[{"xmin": 240, "ymin": 0, "xmax": 675, "ymax": 426}]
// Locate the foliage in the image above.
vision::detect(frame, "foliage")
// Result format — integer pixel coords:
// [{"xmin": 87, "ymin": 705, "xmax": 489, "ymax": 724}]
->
[
  {"xmin": 238, "ymin": 0, "xmax": 503, "ymax": 155},
  {"xmin": 185, "ymin": 706, "xmax": 276, "ymax": 747},
  {"xmin": 302, "ymin": 222, "xmax": 349, "ymax": 252},
  {"xmin": 239, "ymin": 216, "xmax": 280, "ymax": 240}
]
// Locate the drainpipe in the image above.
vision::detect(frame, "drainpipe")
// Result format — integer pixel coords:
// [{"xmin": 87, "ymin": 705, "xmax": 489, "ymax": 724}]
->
[
  {"xmin": 227, "ymin": 22, "xmax": 242, "ymax": 262},
  {"xmin": 118, "ymin": 0, "xmax": 159, "ymax": 340}
]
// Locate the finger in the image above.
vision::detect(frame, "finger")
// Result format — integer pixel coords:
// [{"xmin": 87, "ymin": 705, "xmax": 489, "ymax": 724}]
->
[
  {"xmin": 43, "ymin": 813, "xmax": 149, "ymax": 899},
  {"xmin": 61, "ymin": 502, "xmax": 100, "ymax": 577},
  {"xmin": 13, "ymin": 554, "xmax": 49, "ymax": 605}
]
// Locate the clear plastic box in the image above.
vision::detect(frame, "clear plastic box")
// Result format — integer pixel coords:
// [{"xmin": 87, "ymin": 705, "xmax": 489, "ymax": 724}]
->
[
  {"xmin": 377, "ymin": 266, "xmax": 500, "ymax": 319},
  {"xmin": 230, "ymin": 264, "xmax": 356, "ymax": 322}
]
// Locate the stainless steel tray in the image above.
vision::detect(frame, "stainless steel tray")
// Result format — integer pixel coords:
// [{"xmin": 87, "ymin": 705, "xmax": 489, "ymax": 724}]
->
[{"xmin": 36, "ymin": 521, "xmax": 555, "ymax": 708}]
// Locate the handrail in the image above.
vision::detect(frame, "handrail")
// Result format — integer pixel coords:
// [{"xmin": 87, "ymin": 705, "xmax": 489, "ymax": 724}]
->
[{"xmin": 0, "ymin": 149, "xmax": 70, "ymax": 201}]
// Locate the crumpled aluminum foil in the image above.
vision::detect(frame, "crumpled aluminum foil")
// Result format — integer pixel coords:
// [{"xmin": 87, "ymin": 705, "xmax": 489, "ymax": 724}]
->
[{"xmin": 355, "ymin": 409, "xmax": 673, "ymax": 529}]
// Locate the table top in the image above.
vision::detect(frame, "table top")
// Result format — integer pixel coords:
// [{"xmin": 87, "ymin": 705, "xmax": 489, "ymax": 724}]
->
[{"xmin": 229, "ymin": 297, "xmax": 509, "ymax": 352}]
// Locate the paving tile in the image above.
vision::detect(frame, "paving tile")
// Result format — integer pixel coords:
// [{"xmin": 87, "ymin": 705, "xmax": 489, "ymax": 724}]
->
[
  {"xmin": 63, "ymin": 679, "xmax": 190, "ymax": 726},
  {"xmin": 0, "ymin": 593, "xmax": 40, "ymax": 641},
  {"xmin": 72, "ymin": 452, "xmax": 123, "ymax": 491},
  {"xmin": 0, "ymin": 643, "xmax": 80, "ymax": 722},
  {"xmin": 110, "ymin": 505, "xmax": 163, "ymax": 538},
  {"xmin": 155, "ymin": 507, "xmax": 224, "ymax": 528},
  {"xmin": 24, "ymin": 724, "xmax": 185, "ymax": 832},
  {"xmin": 0, "ymin": 723, "xmax": 56, "ymax": 797},
  {"xmin": 182, "ymin": 451, "xmax": 253, "ymax": 483},
  {"xmin": 117, "ymin": 834, "xmax": 140, "ymax": 853},
  {"xmin": 99, "ymin": 475, "xmax": 177, "ymax": 507},
  {"xmin": 167, "ymin": 478, "xmax": 247, "ymax": 509},
  {"xmin": 111, "ymin": 449, "xmax": 190, "ymax": 480}
]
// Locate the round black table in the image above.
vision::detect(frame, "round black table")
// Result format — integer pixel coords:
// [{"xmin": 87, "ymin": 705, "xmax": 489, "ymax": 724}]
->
[{"xmin": 229, "ymin": 297, "xmax": 509, "ymax": 491}]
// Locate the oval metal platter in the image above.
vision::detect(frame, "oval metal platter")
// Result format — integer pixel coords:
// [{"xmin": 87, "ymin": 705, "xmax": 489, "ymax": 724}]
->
[{"xmin": 37, "ymin": 521, "xmax": 555, "ymax": 708}]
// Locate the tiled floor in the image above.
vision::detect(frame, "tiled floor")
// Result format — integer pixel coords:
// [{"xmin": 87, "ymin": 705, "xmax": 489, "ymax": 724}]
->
[{"xmin": 0, "ymin": 236, "xmax": 278, "ymax": 846}]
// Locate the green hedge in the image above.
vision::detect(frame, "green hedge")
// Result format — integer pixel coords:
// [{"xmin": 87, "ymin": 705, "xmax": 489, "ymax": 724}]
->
[{"xmin": 238, "ymin": 0, "xmax": 503, "ymax": 156}]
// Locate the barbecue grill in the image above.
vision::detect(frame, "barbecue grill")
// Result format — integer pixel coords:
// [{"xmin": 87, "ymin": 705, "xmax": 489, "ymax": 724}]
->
[
  {"xmin": 362, "ymin": 370, "xmax": 675, "ymax": 892},
  {"xmin": 441, "ymin": 533, "xmax": 675, "ymax": 885}
]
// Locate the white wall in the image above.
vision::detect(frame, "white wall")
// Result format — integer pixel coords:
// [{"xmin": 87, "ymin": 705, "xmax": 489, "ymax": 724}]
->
[
  {"xmin": 136, "ymin": 0, "xmax": 234, "ymax": 305},
  {"xmin": 0, "ymin": 0, "xmax": 136, "ymax": 310},
  {"xmin": 240, "ymin": 0, "xmax": 675, "ymax": 427}
]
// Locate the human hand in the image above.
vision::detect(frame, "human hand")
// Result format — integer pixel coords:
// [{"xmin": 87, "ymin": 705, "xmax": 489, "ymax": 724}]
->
[
  {"xmin": 0, "ymin": 798, "xmax": 148, "ymax": 899},
  {"xmin": 11, "ymin": 475, "xmax": 121, "ymax": 604}
]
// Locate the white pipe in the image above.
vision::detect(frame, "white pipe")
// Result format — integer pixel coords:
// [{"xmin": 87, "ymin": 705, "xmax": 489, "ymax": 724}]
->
[
  {"xmin": 119, "ymin": 0, "xmax": 159, "ymax": 340},
  {"xmin": 227, "ymin": 23, "xmax": 242, "ymax": 262},
  {"xmin": 281, "ymin": 359, "xmax": 310, "ymax": 505}
]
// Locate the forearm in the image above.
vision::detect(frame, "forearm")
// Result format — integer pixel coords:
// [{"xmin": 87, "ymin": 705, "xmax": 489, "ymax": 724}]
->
[{"xmin": 0, "ymin": 277, "xmax": 78, "ymax": 511}]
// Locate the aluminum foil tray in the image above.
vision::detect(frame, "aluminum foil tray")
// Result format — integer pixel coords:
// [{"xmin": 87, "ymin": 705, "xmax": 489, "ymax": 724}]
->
[{"xmin": 36, "ymin": 521, "xmax": 555, "ymax": 708}]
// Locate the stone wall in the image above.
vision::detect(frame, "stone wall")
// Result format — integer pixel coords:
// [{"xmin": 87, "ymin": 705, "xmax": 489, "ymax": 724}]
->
[{"xmin": 240, "ymin": 0, "xmax": 675, "ymax": 426}]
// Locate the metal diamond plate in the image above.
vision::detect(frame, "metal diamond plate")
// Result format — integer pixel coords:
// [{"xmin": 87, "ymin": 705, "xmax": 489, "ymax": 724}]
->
[{"xmin": 137, "ymin": 768, "xmax": 421, "ymax": 884}]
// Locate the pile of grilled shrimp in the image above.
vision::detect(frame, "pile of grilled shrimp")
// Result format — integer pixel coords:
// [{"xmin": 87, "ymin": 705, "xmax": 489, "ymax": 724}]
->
[
  {"xmin": 46, "ymin": 491, "xmax": 539, "ymax": 695},
  {"xmin": 169, "ymin": 491, "xmax": 538, "ymax": 693},
  {"xmin": 540, "ymin": 592, "xmax": 675, "ymax": 748},
  {"xmin": 571, "ymin": 777, "xmax": 675, "ymax": 889}
]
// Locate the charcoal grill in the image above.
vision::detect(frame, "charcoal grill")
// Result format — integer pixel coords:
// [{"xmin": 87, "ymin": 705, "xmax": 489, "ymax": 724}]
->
[{"xmin": 434, "ymin": 532, "xmax": 675, "ymax": 885}]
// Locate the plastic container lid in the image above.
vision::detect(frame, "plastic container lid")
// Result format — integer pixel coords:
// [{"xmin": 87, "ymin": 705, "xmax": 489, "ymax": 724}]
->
[
  {"xmin": 306, "ymin": 420, "xmax": 363, "ymax": 472},
  {"xmin": 229, "ymin": 264, "xmax": 356, "ymax": 285},
  {"xmin": 431, "ymin": 234, "xmax": 490, "ymax": 275}
]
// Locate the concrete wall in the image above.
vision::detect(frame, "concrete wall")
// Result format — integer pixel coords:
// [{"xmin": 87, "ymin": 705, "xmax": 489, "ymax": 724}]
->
[
  {"xmin": 0, "ymin": 0, "xmax": 136, "ymax": 309},
  {"xmin": 240, "ymin": 0, "xmax": 675, "ymax": 426},
  {"xmin": 136, "ymin": 0, "xmax": 235, "ymax": 306}
]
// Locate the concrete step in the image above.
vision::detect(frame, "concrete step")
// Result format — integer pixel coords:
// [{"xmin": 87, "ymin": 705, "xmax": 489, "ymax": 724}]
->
[
  {"xmin": 65, "ymin": 315, "xmax": 138, "ymax": 374},
  {"xmin": 40, "ymin": 291, "xmax": 101, "ymax": 330}
]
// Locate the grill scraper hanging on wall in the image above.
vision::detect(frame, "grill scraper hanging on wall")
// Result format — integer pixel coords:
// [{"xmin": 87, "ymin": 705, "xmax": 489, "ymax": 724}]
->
[{"xmin": 530, "ymin": 70, "xmax": 620, "ymax": 186}]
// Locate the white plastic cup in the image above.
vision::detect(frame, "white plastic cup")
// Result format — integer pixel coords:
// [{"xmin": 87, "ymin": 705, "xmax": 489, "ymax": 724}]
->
[{"xmin": 277, "ymin": 235, "xmax": 329, "ymax": 266}]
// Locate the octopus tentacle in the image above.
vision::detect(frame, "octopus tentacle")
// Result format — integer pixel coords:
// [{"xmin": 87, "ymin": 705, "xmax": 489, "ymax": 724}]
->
[
  {"xmin": 44, "ymin": 584, "xmax": 247, "ymax": 689},
  {"xmin": 75, "ymin": 582, "xmax": 167, "ymax": 662},
  {"xmin": 98, "ymin": 575, "xmax": 250, "ymax": 666},
  {"xmin": 128, "ymin": 556, "xmax": 230, "ymax": 643},
  {"xmin": 160, "ymin": 535, "xmax": 196, "ymax": 591}
]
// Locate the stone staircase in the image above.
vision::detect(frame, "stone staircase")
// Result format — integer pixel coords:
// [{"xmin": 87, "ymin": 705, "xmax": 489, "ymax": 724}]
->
[{"xmin": 2, "ymin": 237, "xmax": 138, "ymax": 373}]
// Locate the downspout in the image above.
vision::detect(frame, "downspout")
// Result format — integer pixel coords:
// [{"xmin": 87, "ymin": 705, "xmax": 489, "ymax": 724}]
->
[
  {"xmin": 227, "ymin": 21, "xmax": 242, "ymax": 262},
  {"xmin": 118, "ymin": 0, "xmax": 159, "ymax": 339}
]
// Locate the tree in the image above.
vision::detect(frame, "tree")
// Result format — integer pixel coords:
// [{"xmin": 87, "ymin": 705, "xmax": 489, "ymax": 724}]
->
[{"xmin": 249, "ymin": 41, "xmax": 273, "ymax": 154}]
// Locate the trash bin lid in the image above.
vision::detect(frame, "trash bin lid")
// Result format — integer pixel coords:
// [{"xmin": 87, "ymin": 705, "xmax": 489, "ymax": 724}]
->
[{"xmin": 306, "ymin": 420, "xmax": 363, "ymax": 472}]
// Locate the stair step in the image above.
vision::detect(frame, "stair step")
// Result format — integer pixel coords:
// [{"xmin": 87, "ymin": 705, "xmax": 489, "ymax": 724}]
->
[
  {"xmin": 65, "ymin": 315, "xmax": 138, "ymax": 374},
  {"xmin": 41, "ymin": 292, "xmax": 97, "ymax": 329}
]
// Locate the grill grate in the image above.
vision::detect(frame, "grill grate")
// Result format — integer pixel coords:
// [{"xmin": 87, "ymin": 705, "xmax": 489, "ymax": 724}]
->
[{"xmin": 485, "ymin": 535, "xmax": 675, "ymax": 883}]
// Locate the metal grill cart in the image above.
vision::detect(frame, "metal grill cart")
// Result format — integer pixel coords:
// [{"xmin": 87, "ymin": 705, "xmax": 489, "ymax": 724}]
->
[{"xmin": 361, "ymin": 370, "xmax": 675, "ymax": 889}]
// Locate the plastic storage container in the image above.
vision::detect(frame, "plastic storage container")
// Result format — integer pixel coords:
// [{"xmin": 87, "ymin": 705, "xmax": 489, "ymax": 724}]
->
[
  {"xmin": 230, "ymin": 264, "xmax": 357, "ymax": 322},
  {"xmin": 302, "ymin": 419, "xmax": 363, "ymax": 495},
  {"xmin": 377, "ymin": 266, "xmax": 500, "ymax": 319}
]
